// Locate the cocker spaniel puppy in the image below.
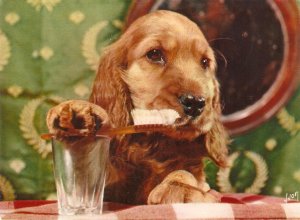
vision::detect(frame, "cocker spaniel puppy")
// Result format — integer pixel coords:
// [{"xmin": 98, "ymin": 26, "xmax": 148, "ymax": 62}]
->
[{"xmin": 47, "ymin": 10, "xmax": 228, "ymax": 205}]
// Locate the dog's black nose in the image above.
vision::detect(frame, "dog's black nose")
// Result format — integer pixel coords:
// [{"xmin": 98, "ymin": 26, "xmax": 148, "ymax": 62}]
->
[{"xmin": 179, "ymin": 94, "xmax": 206, "ymax": 118}]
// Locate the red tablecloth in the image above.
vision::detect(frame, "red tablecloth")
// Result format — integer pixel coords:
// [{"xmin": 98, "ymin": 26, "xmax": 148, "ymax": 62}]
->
[{"xmin": 0, "ymin": 194, "xmax": 299, "ymax": 219}]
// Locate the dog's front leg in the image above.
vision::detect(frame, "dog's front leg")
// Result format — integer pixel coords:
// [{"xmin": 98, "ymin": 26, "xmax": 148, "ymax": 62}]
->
[{"xmin": 147, "ymin": 170, "xmax": 219, "ymax": 204}]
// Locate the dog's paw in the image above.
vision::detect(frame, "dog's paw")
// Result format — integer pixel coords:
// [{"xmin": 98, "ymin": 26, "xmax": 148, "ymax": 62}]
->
[
  {"xmin": 46, "ymin": 100, "xmax": 110, "ymax": 136},
  {"xmin": 147, "ymin": 170, "xmax": 219, "ymax": 204}
]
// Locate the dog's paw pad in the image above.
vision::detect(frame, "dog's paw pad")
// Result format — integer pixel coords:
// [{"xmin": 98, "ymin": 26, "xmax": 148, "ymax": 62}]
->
[{"xmin": 47, "ymin": 100, "xmax": 109, "ymax": 135}]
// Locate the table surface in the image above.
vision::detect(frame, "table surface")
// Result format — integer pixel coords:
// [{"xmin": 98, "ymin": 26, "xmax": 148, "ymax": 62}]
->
[{"xmin": 0, "ymin": 194, "xmax": 300, "ymax": 219}]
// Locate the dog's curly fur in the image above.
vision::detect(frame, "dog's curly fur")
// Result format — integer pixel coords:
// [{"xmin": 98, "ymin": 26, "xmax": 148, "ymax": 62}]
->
[{"xmin": 47, "ymin": 10, "xmax": 228, "ymax": 205}]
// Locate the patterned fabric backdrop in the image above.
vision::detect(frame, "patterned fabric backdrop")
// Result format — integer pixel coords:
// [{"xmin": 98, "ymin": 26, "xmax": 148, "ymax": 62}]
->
[{"xmin": 0, "ymin": 0, "xmax": 299, "ymax": 201}]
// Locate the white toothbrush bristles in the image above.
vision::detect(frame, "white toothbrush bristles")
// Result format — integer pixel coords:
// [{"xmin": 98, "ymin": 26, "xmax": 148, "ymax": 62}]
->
[{"xmin": 131, "ymin": 109, "xmax": 180, "ymax": 125}]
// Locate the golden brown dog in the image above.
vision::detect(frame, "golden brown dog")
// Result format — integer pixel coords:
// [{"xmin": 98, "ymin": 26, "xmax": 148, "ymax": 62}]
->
[{"xmin": 47, "ymin": 10, "xmax": 228, "ymax": 205}]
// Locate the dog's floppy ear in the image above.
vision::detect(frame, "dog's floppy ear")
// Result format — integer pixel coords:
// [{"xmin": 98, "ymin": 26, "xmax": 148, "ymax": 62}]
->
[
  {"xmin": 89, "ymin": 43, "xmax": 132, "ymax": 128},
  {"xmin": 204, "ymin": 79, "xmax": 229, "ymax": 167},
  {"xmin": 204, "ymin": 117, "xmax": 228, "ymax": 167}
]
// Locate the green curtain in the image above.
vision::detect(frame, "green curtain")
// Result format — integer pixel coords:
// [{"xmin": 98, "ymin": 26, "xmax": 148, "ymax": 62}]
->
[
  {"xmin": 0, "ymin": 0, "xmax": 130, "ymax": 200},
  {"xmin": 0, "ymin": 0, "xmax": 299, "ymax": 201}
]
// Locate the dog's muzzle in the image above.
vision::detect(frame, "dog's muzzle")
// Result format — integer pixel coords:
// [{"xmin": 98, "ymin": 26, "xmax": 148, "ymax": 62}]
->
[{"xmin": 179, "ymin": 94, "xmax": 206, "ymax": 118}]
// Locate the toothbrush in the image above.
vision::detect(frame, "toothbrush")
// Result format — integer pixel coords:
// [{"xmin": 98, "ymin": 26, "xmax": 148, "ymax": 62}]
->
[
  {"xmin": 41, "ymin": 124, "xmax": 177, "ymax": 140},
  {"xmin": 42, "ymin": 108, "xmax": 182, "ymax": 140}
]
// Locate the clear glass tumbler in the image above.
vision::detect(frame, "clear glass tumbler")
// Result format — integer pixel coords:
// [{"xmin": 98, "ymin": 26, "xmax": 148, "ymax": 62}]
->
[{"xmin": 51, "ymin": 136, "xmax": 110, "ymax": 215}]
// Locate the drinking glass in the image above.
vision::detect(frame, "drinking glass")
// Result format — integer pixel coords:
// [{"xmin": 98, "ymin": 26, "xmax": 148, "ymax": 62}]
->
[{"xmin": 51, "ymin": 136, "xmax": 110, "ymax": 215}]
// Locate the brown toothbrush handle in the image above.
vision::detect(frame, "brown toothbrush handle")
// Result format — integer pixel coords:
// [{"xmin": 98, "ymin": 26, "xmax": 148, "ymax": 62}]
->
[
  {"xmin": 97, "ymin": 124, "xmax": 172, "ymax": 136},
  {"xmin": 41, "ymin": 124, "xmax": 173, "ymax": 140}
]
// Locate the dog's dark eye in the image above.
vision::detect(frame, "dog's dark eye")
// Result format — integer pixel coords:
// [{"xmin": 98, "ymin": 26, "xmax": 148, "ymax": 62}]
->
[
  {"xmin": 146, "ymin": 49, "xmax": 165, "ymax": 65},
  {"xmin": 201, "ymin": 57, "xmax": 210, "ymax": 69}
]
